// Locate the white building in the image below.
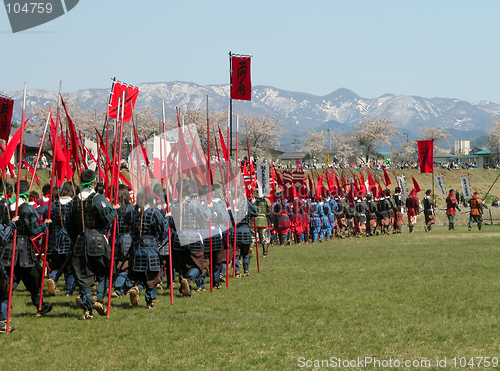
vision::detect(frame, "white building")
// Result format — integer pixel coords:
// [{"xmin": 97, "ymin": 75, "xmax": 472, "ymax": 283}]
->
[{"xmin": 454, "ymin": 140, "xmax": 470, "ymax": 155}]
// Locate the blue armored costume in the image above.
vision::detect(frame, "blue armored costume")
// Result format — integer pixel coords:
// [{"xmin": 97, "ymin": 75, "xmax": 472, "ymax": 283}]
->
[{"xmin": 124, "ymin": 203, "xmax": 165, "ymax": 308}]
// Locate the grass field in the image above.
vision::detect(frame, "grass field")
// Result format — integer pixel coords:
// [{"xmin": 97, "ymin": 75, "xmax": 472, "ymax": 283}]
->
[{"xmin": 2, "ymin": 224, "xmax": 500, "ymax": 370}]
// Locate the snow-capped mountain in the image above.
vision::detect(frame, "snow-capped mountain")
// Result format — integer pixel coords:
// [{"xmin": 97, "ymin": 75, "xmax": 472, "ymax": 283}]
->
[{"xmin": 2, "ymin": 82, "xmax": 497, "ymax": 142}]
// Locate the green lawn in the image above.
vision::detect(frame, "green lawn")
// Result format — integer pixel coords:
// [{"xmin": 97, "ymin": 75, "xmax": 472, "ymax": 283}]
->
[{"xmin": 2, "ymin": 225, "xmax": 500, "ymax": 370}]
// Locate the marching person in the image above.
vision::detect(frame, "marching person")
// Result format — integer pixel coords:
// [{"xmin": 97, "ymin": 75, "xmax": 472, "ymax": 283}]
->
[
  {"xmin": 125, "ymin": 188, "xmax": 166, "ymax": 309},
  {"xmin": 171, "ymin": 179, "xmax": 211, "ymax": 296},
  {"xmin": 112, "ymin": 185, "xmax": 135, "ymax": 298},
  {"xmin": 66, "ymin": 169, "xmax": 119, "ymax": 319},
  {"xmin": 152, "ymin": 184, "xmax": 175, "ymax": 292},
  {"xmin": 446, "ymin": 189, "xmax": 460, "ymax": 231},
  {"xmin": 207, "ymin": 184, "xmax": 230, "ymax": 289},
  {"xmin": 468, "ymin": 192, "xmax": 485, "ymax": 231},
  {"xmin": 236, "ymin": 194, "xmax": 258, "ymax": 276},
  {"xmin": 45, "ymin": 182, "xmax": 77, "ymax": 296},
  {"xmin": 405, "ymin": 189, "xmax": 420, "ymax": 233},
  {"xmin": 0, "ymin": 215, "xmax": 20, "ymax": 333},
  {"xmin": 0, "ymin": 180, "xmax": 53, "ymax": 318},
  {"xmin": 252, "ymin": 189, "xmax": 271, "ymax": 255},
  {"xmin": 423, "ymin": 189, "xmax": 436, "ymax": 232},
  {"xmin": 273, "ymin": 197, "xmax": 292, "ymax": 246},
  {"xmin": 392, "ymin": 187, "xmax": 404, "ymax": 234}
]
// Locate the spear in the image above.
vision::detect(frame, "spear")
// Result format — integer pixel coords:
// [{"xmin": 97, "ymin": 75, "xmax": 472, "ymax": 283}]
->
[
  {"xmin": 161, "ymin": 100, "xmax": 174, "ymax": 305},
  {"xmin": 226, "ymin": 124, "xmax": 230, "ymax": 288},
  {"xmin": 37, "ymin": 108, "xmax": 56, "ymax": 310},
  {"xmin": 247, "ymin": 137, "xmax": 260, "ymax": 273},
  {"xmin": 206, "ymin": 95, "xmax": 214, "ymax": 292},
  {"xmin": 6, "ymin": 83, "xmax": 26, "ymax": 334},
  {"xmin": 106, "ymin": 94, "xmax": 125, "ymax": 317},
  {"xmin": 232, "ymin": 116, "xmax": 239, "ymax": 277}
]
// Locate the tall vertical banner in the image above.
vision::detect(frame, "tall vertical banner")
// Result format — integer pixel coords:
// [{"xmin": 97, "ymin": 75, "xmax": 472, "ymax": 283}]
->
[
  {"xmin": 292, "ymin": 170, "xmax": 306, "ymax": 198},
  {"xmin": 397, "ymin": 175, "xmax": 408, "ymax": 200},
  {"xmin": 256, "ymin": 163, "xmax": 270, "ymax": 197},
  {"xmin": 0, "ymin": 96, "xmax": 14, "ymax": 142},
  {"xmin": 108, "ymin": 80, "xmax": 140, "ymax": 123},
  {"xmin": 230, "ymin": 56, "xmax": 252, "ymax": 101},
  {"xmin": 325, "ymin": 153, "xmax": 329, "ymax": 167},
  {"xmin": 417, "ymin": 140, "xmax": 434, "ymax": 173},
  {"xmin": 84, "ymin": 138, "xmax": 98, "ymax": 169},
  {"xmin": 460, "ymin": 176, "xmax": 472, "ymax": 199},
  {"xmin": 435, "ymin": 175, "xmax": 446, "ymax": 196}
]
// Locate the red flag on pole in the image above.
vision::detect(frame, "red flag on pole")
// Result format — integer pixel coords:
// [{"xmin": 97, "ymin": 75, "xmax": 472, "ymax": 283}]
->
[
  {"xmin": 230, "ymin": 55, "xmax": 252, "ymax": 101},
  {"xmin": 218, "ymin": 127, "xmax": 229, "ymax": 161},
  {"xmin": 359, "ymin": 171, "xmax": 367, "ymax": 195},
  {"xmin": 382, "ymin": 167, "xmax": 391, "ymax": 186},
  {"xmin": 0, "ymin": 96, "xmax": 14, "ymax": 142},
  {"xmin": 417, "ymin": 140, "xmax": 434, "ymax": 173},
  {"xmin": 411, "ymin": 175, "xmax": 422, "ymax": 192},
  {"xmin": 60, "ymin": 96, "xmax": 82, "ymax": 170},
  {"xmin": 108, "ymin": 80, "xmax": 140, "ymax": 123},
  {"xmin": 366, "ymin": 170, "xmax": 377, "ymax": 196},
  {"xmin": 0, "ymin": 118, "xmax": 28, "ymax": 170},
  {"xmin": 54, "ymin": 139, "xmax": 68, "ymax": 187}
]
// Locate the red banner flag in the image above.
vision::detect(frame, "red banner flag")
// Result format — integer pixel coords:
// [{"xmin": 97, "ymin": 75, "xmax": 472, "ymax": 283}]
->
[
  {"xmin": 53, "ymin": 139, "xmax": 68, "ymax": 187},
  {"xmin": 108, "ymin": 80, "xmax": 140, "ymax": 123},
  {"xmin": 0, "ymin": 96, "xmax": 14, "ymax": 142},
  {"xmin": 218, "ymin": 127, "xmax": 229, "ymax": 161},
  {"xmin": 359, "ymin": 171, "xmax": 367, "ymax": 195},
  {"xmin": 0, "ymin": 118, "xmax": 27, "ymax": 170},
  {"xmin": 60, "ymin": 96, "xmax": 82, "ymax": 170},
  {"xmin": 382, "ymin": 167, "xmax": 391, "ymax": 186},
  {"xmin": 230, "ymin": 56, "xmax": 252, "ymax": 101},
  {"xmin": 292, "ymin": 170, "xmax": 306, "ymax": 198},
  {"xmin": 411, "ymin": 175, "xmax": 422, "ymax": 193},
  {"xmin": 417, "ymin": 140, "xmax": 434, "ymax": 173}
]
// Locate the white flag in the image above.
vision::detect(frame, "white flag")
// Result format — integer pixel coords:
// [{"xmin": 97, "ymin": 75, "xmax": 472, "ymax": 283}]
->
[
  {"xmin": 256, "ymin": 163, "xmax": 270, "ymax": 197},
  {"xmin": 460, "ymin": 176, "xmax": 472, "ymax": 199},
  {"xmin": 397, "ymin": 176, "xmax": 408, "ymax": 200},
  {"xmin": 435, "ymin": 175, "xmax": 446, "ymax": 196}
]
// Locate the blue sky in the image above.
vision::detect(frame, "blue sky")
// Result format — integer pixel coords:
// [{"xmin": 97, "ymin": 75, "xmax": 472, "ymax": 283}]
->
[{"xmin": 1, "ymin": 1, "xmax": 500, "ymax": 103}]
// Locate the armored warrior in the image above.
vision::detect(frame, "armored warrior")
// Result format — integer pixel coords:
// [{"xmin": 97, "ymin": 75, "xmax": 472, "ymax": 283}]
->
[
  {"xmin": 422, "ymin": 189, "xmax": 436, "ymax": 232},
  {"xmin": 445, "ymin": 189, "xmax": 460, "ymax": 231},
  {"xmin": 171, "ymin": 179, "xmax": 211, "ymax": 296},
  {"xmin": 231, "ymin": 193, "xmax": 257, "ymax": 276},
  {"xmin": 125, "ymin": 188, "xmax": 166, "ymax": 308},
  {"xmin": 112, "ymin": 185, "xmax": 135, "ymax": 298},
  {"xmin": 66, "ymin": 169, "xmax": 119, "ymax": 319},
  {"xmin": 0, "ymin": 180, "xmax": 53, "ymax": 318},
  {"xmin": 44, "ymin": 182, "xmax": 77, "ymax": 296},
  {"xmin": 468, "ymin": 192, "xmax": 485, "ymax": 231},
  {"xmin": 405, "ymin": 189, "xmax": 420, "ymax": 233},
  {"xmin": 0, "ymin": 215, "xmax": 20, "ymax": 333}
]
